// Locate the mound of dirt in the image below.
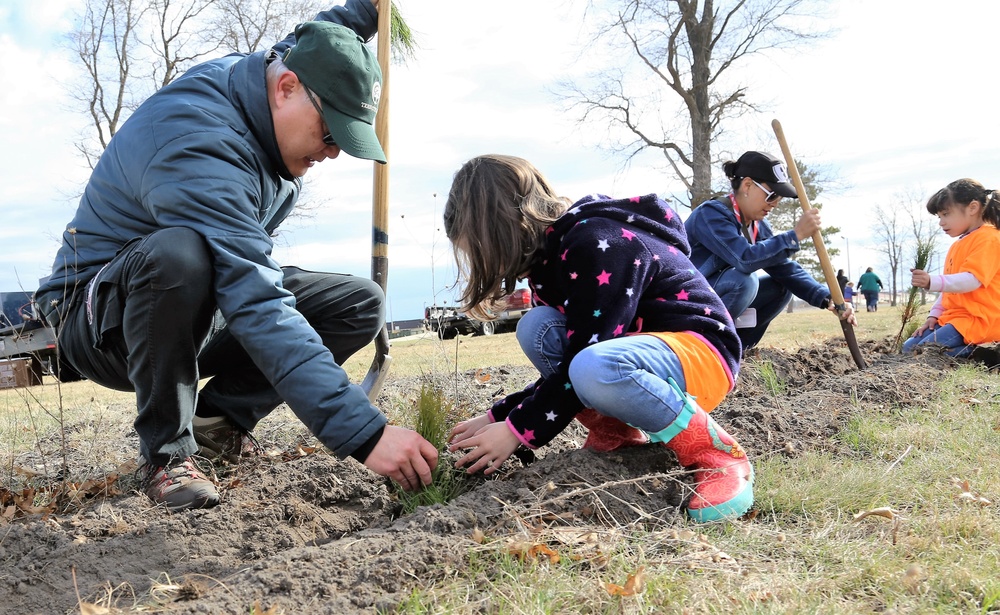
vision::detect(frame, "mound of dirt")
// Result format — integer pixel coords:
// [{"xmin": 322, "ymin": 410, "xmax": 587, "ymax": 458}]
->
[{"xmin": 0, "ymin": 341, "xmax": 958, "ymax": 614}]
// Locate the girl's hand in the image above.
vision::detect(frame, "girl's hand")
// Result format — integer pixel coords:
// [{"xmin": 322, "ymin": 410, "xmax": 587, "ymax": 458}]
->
[
  {"xmin": 448, "ymin": 412, "xmax": 492, "ymax": 448},
  {"xmin": 450, "ymin": 421, "xmax": 521, "ymax": 475},
  {"xmin": 910, "ymin": 268, "xmax": 931, "ymax": 289},
  {"xmin": 913, "ymin": 316, "xmax": 938, "ymax": 337}
]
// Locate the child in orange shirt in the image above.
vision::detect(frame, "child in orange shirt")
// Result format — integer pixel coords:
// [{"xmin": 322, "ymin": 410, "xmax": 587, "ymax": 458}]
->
[{"xmin": 905, "ymin": 179, "xmax": 1000, "ymax": 356}]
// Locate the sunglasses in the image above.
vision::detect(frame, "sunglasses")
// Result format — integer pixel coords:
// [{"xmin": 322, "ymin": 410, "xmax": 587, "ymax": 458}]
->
[
  {"xmin": 304, "ymin": 87, "xmax": 337, "ymax": 147},
  {"xmin": 751, "ymin": 179, "xmax": 781, "ymax": 203}
]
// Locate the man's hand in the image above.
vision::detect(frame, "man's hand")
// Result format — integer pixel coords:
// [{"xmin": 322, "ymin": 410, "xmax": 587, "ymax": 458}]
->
[
  {"xmin": 450, "ymin": 421, "xmax": 521, "ymax": 476},
  {"xmin": 363, "ymin": 425, "xmax": 438, "ymax": 492}
]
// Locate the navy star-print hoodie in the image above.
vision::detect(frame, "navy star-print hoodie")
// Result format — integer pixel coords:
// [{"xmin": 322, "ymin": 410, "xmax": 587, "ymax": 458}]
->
[{"xmin": 489, "ymin": 193, "xmax": 741, "ymax": 449}]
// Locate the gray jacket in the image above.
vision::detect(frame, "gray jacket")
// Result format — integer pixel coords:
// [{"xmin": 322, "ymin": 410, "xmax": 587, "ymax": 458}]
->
[{"xmin": 36, "ymin": 0, "xmax": 385, "ymax": 459}]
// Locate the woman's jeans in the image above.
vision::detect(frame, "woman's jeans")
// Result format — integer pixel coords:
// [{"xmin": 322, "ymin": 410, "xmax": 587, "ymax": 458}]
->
[
  {"xmin": 901, "ymin": 322, "xmax": 975, "ymax": 357},
  {"xmin": 56, "ymin": 228, "xmax": 383, "ymax": 465},
  {"xmin": 707, "ymin": 269, "xmax": 792, "ymax": 351},
  {"xmin": 515, "ymin": 306, "xmax": 689, "ymax": 433},
  {"xmin": 863, "ymin": 290, "xmax": 879, "ymax": 311}
]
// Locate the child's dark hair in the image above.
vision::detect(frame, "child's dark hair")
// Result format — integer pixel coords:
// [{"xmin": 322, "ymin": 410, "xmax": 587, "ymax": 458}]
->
[
  {"xmin": 926, "ymin": 179, "xmax": 1000, "ymax": 227},
  {"xmin": 443, "ymin": 155, "xmax": 571, "ymax": 320}
]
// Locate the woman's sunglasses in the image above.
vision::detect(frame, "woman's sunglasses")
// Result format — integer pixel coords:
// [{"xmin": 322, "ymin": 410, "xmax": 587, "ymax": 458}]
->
[{"xmin": 752, "ymin": 179, "xmax": 781, "ymax": 203}]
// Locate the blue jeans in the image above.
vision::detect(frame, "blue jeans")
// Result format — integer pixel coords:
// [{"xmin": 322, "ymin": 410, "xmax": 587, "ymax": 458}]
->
[
  {"xmin": 863, "ymin": 290, "xmax": 879, "ymax": 311},
  {"xmin": 707, "ymin": 269, "xmax": 792, "ymax": 351},
  {"xmin": 515, "ymin": 306, "xmax": 689, "ymax": 433},
  {"xmin": 901, "ymin": 322, "xmax": 975, "ymax": 357}
]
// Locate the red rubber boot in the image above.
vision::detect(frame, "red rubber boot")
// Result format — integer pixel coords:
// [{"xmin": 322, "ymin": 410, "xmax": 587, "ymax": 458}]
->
[
  {"xmin": 647, "ymin": 395, "xmax": 754, "ymax": 522},
  {"xmin": 576, "ymin": 408, "xmax": 649, "ymax": 452}
]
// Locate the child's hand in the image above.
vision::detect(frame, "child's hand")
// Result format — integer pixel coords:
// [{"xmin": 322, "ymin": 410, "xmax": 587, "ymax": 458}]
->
[
  {"xmin": 912, "ymin": 317, "xmax": 938, "ymax": 337},
  {"xmin": 910, "ymin": 268, "xmax": 930, "ymax": 289},
  {"xmin": 447, "ymin": 412, "xmax": 492, "ymax": 448},
  {"xmin": 450, "ymin": 421, "xmax": 521, "ymax": 475}
]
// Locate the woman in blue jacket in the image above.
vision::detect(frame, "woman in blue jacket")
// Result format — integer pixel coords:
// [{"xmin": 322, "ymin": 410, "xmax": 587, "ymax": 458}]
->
[{"xmin": 684, "ymin": 151, "xmax": 855, "ymax": 352}]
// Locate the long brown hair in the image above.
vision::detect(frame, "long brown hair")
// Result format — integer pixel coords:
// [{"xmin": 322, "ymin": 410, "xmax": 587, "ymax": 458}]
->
[{"xmin": 443, "ymin": 154, "xmax": 571, "ymax": 320}]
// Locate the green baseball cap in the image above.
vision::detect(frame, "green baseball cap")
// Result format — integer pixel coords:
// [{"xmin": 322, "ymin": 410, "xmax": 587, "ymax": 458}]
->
[{"xmin": 282, "ymin": 21, "xmax": 386, "ymax": 164}]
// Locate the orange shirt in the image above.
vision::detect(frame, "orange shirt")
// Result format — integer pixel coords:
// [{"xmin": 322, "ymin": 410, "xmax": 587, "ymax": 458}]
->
[
  {"xmin": 640, "ymin": 332, "xmax": 733, "ymax": 412},
  {"xmin": 938, "ymin": 224, "xmax": 1000, "ymax": 344}
]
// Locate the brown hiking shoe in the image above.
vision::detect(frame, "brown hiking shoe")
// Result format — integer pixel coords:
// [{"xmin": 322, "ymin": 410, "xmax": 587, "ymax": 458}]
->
[
  {"xmin": 193, "ymin": 415, "xmax": 262, "ymax": 463},
  {"xmin": 140, "ymin": 458, "xmax": 220, "ymax": 511}
]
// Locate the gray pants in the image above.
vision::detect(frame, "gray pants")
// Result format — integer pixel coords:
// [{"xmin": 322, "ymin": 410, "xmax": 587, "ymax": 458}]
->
[{"xmin": 57, "ymin": 228, "xmax": 383, "ymax": 465}]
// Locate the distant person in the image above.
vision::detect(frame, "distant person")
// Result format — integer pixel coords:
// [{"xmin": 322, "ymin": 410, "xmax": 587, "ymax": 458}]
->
[
  {"xmin": 843, "ymin": 281, "xmax": 856, "ymax": 308},
  {"xmin": 684, "ymin": 151, "xmax": 856, "ymax": 352},
  {"xmin": 857, "ymin": 267, "xmax": 884, "ymax": 312},
  {"xmin": 904, "ymin": 179, "xmax": 1000, "ymax": 357},
  {"xmin": 443, "ymin": 154, "xmax": 752, "ymax": 522},
  {"xmin": 836, "ymin": 269, "xmax": 849, "ymax": 294},
  {"xmin": 34, "ymin": 1, "xmax": 438, "ymax": 511}
]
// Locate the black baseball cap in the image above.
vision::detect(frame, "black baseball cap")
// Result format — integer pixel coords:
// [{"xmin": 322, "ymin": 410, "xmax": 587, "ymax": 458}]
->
[{"xmin": 732, "ymin": 151, "xmax": 797, "ymax": 198}]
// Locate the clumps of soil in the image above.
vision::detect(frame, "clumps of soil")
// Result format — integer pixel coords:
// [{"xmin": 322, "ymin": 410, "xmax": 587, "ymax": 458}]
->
[{"xmin": 0, "ymin": 340, "xmax": 962, "ymax": 614}]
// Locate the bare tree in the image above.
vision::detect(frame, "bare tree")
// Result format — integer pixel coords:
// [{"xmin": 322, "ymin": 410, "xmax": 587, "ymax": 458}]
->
[
  {"xmin": 68, "ymin": 0, "xmax": 147, "ymax": 167},
  {"xmin": 66, "ymin": 0, "xmax": 343, "ymax": 166},
  {"xmin": 146, "ymin": 0, "xmax": 222, "ymax": 88},
  {"xmin": 872, "ymin": 202, "xmax": 905, "ymax": 307},
  {"xmin": 68, "ymin": 0, "xmax": 413, "ymax": 166},
  {"xmin": 211, "ymin": 0, "xmax": 328, "ymax": 54},
  {"xmin": 563, "ymin": 0, "xmax": 830, "ymax": 208}
]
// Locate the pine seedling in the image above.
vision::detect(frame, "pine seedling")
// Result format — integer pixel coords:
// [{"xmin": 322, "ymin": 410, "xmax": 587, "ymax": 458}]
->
[
  {"xmin": 894, "ymin": 240, "xmax": 934, "ymax": 350},
  {"xmin": 395, "ymin": 383, "xmax": 475, "ymax": 514}
]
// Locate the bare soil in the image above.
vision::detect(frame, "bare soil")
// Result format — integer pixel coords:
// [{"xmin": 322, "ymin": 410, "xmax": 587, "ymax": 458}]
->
[{"xmin": 0, "ymin": 338, "xmax": 957, "ymax": 614}]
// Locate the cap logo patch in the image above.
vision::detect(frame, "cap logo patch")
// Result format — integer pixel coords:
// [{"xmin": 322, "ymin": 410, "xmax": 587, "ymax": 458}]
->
[
  {"xmin": 772, "ymin": 162, "xmax": 790, "ymax": 183},
  {"xmin": 361, "ymin": 81, "xmax": 380, "ymax": 112}
]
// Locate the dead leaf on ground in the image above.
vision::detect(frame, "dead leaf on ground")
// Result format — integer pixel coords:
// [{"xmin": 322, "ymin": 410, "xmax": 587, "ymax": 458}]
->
[
  {"xmin": 606, "ymin": 565, "xmax": 646, "ymax": 596},
  {"xmin": 253, "ymin": 600, "xmax": 283, "ymax": 614},
  {"xmin": 853, "ymin": 506, "xmax": 901, "ymax": 522},
  {"xmin": 951, "ymin": 477, "xmax": 992, "ymax": 506},
  {"xmin": 507, "ymin": 541, "xmax": 560, "ymax": 564},
  {"xmin": 78, "ymin": 602, "xmax": 111, "ymax": 615}
]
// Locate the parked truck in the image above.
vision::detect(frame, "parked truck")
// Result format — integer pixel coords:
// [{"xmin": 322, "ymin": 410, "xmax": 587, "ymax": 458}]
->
[
  {"xmin": 1, "ymin": 291, "xmax": 59, "ymax": 380},
  {"xmin": 423, "ymin": 288, "xmax": 532, "ymax": 340}
]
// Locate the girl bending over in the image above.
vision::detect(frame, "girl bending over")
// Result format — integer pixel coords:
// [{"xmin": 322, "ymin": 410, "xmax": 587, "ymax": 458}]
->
[{"xmin": 443, "ymin": 154, "xmax": 752, "ymax": 522}]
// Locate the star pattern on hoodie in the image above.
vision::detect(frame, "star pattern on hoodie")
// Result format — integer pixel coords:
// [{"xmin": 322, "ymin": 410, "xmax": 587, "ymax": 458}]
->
[{"xmin": 488, "ymin": 193, "xmax": 740, "ymax": 453}]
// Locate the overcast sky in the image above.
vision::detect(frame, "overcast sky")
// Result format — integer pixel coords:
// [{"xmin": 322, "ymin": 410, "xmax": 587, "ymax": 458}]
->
[{"xmin": 1, "ymin": 0, "xmax": 997, "ymax": 322}]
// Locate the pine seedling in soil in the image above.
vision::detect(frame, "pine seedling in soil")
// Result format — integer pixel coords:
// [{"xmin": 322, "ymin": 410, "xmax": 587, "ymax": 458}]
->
[
  {"xmin": 396, "ymin": 383, "xmax": 475, "ymax": 514},
  {"xmin": 894, "ymin": 240, "xmax": 934, "ymax": 350}
]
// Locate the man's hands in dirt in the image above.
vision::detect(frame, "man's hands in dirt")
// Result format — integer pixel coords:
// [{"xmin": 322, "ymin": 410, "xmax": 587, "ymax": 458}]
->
[
  {"xmin": 448, "ymin": 419, "xmax": 521, "ymax": 476},
  {"xmin": 364, "ymin": 425, "xmax": 438, "ymax": 492}
]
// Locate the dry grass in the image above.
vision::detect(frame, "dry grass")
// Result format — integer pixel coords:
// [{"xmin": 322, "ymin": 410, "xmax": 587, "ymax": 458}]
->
[{"xmin": 5, "ymin": 301, "xmax": 999, "ymax": 615}]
